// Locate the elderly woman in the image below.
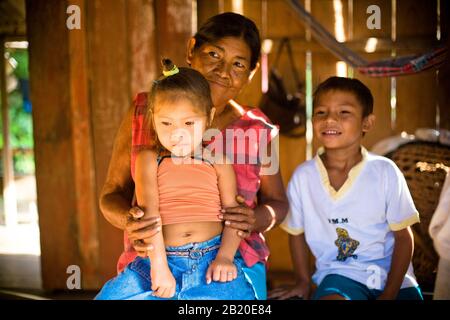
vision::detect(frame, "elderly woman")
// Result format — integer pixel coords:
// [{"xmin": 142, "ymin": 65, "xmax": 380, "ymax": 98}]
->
[{"xmin": 98, "ymin": 12, "xmax": 288, "ymax": 300}]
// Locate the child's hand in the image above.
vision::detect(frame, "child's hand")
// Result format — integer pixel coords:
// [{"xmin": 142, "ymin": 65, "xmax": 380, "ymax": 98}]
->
[
  {"xmin": 150, "ymin": 265, "xmax": 176, "ymax": 298},
  {"xmin": 268, "ymin": 280, "xmax": 311, "ymax": 300},
  {"xmin": 205, "ymin": 256, "xmax": 237, "ymax": 284}
]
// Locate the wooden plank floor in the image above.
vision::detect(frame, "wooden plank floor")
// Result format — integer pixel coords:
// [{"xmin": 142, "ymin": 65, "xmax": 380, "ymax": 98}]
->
[
  {"xmin": 0, "ymin": 254, "xmax": 41, "ymax": 290},
  {"xmin": 0, "ymin": 254, "xmax": 97, "ymax": 300}
]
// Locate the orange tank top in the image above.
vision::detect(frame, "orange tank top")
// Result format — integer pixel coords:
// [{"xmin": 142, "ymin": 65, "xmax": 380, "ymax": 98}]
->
[{"xmin": 157, "ymin": 156, "xmax": 222, "ymax": 225}]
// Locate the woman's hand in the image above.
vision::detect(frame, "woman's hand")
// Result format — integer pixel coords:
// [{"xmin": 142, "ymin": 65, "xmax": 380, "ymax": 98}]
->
[
  {"xmin": 125, "ymin": 206, "xmax": 161, "ymax": 257},
  {"xmin": 219, "ymin": 195, "xmax": 256, "ymax": 239},
  {"xmin": 205, "ymin": 255, "xmax": 238, "ymax": 284},
  {"xmin": 268, "ymin": 280, "xmax": 311, "ymax": 300}
]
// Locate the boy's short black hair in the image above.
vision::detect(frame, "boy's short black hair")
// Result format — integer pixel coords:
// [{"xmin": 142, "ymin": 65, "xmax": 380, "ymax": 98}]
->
[{"xmin": 313, "ymin": 76, "xmax": 374, "ymax": 117}]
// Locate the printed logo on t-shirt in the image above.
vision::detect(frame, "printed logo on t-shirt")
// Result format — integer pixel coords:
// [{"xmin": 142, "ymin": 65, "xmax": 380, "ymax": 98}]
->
[
  {"xmin": 334, "ymin": 227, "xmax": 360, "ymax": 261},
  {"xmin": 328, "ymin": 218, "xmax": 349, "ymax": 224}
]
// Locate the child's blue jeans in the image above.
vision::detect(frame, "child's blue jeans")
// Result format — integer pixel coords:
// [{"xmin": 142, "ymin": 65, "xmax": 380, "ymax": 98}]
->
[{"xmin": 95, "ymin": 235, "xmax": 265, "ymax": 300}]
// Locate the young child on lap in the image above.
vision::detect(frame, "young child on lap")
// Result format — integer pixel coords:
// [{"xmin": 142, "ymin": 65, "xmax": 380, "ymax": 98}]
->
[{"xmin": 95, "ymin": 59, "xmax": 256, "ymax": 300}]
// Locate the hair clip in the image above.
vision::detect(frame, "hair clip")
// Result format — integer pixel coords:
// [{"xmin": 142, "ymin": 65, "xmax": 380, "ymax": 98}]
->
[{"xmin": 162, "ymin": 65, "xmax": 179, "ymax": 77}]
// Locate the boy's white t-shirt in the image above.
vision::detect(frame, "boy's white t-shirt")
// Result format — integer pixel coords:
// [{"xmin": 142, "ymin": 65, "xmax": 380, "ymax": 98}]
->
[{"xmin": 281, "ymin": 147, "xmax": 420, "ymax": 290}]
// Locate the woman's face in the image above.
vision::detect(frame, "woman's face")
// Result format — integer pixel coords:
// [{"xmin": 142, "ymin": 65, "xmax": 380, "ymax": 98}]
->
[{"xmin": 187, "ymin": 36, "xmax": 253, "ymax": 112}]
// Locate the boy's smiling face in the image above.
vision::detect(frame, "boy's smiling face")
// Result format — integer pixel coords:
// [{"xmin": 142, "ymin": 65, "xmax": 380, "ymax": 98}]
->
[{"xmin": 312, "ymin": 89, "xmax": 375, "ymax": 150}]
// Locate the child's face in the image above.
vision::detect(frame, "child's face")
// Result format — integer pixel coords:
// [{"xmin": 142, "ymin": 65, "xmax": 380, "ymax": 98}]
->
[
  {"xmin": 312, "ymin": 90, "xmax": 373, "ymax": 150},
  {"xmin": 153, "ymin": 95, "xmax": 209, "ymax": 157}
]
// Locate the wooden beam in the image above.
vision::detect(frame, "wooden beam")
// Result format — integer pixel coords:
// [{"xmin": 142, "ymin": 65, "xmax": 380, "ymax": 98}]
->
[
  {"xmin": 26, "ymin": 0, "xmax": 99, "ymax": 290},
  {"xmin": 154, "ymin": 0, "xmax": 193, "ymax": 67},
  {"xmin": 67, "ymin": 0, "xmax": 100, "ymax": 289},
  {"xmin": 1, "ymin": 36, "xmax": 18, "ymax": 227},
  {"xmin": 197, "ymin": 0, "xmax": 219, "ymax": 27},
  {"xmin": 26, "ymin": 0, "xmax": 81, "ymax": 290},
  {"xmin": 264, "ymin": 36, "xmax": 444, "ymax": 55},
  {"xmin": 127, "ymin": 0, "xmax": 158, "ymax": 96},
  {"xmin": 85, "ymin": 0, "xmax": 192, "ymax": 284},
  {"xmin": 85, "ymin": 0, "xmax": 131, "ymax": 285}
]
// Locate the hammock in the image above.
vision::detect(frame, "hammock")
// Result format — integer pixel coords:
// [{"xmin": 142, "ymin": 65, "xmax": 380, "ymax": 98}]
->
[
  {"xmin": 286, "ymin": 0, "xmax": 447, "ymax": 77},
  {"xmin": 358, "ymin": 47, "xmax": 447, "ymax": 77}
]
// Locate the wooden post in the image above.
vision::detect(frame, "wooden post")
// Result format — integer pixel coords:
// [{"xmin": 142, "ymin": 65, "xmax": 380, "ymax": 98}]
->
[
  {"xmin": 84, "ymin": 0, "xmax": 131, "ymax": 286},
  {"xmin": 67, "ymin": 0, "xmax": 100, "ymax": 289},
  {"xmin": 26, "ymin": 0, "xmax": 193, "ymax": 290},
  {"xmin": 87, "ymin": 0, "xmax": 192, "ymax": 284},
  {"xmin": 154, "ymin": 0, "xmax": 193, "ymax": 66},
  {"xmin": 127, "ymin": 0, "xmax": 158, "ymax": 96},
  {"xmin": 1, "ymin": 37, "xmax": 18, "ymax": 227},
  {"xmin": 26, "ymin": 0, "xmax": 99, "ymax": 290}
]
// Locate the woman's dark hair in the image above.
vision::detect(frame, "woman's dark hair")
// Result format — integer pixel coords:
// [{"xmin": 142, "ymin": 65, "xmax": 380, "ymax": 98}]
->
[
  {"xmin": 313, "ymin": 76, "xmax": 374, "ymax": 117},
  {"xmin": 193, "ymin": 12, "xmax": 261, "ymax": 71}
]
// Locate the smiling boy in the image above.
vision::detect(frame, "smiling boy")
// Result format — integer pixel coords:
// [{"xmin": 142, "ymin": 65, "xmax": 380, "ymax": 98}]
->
[{"xmin": 272, "ymin": 77, "xmax": 423, "ymax": 300}]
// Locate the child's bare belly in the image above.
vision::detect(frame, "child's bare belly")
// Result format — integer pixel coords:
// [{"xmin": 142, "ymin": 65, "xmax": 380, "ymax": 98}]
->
[{"xmin": 163, "ymin": 221, "xmax": 224, "ymax": 247}]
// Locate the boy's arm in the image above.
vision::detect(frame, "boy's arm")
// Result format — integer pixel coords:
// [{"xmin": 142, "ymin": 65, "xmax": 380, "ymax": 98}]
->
[
  {"xmin": 268, "ymin": 233, "xmax": 311, "ymax": 299},
  {"xmin": 206, "ymin": 162, "xmax": 241, "ymax": 283},
  {"xmin": 289, "ymin": 233, "xmax": 311, "ymax": 287},
  {"xmin": 135, "ymin": 150, "xmax": 175, "ymax": 298},
  {"xmin": 378, "ymin": 227, "xmax": 414, "ymax": 300}
]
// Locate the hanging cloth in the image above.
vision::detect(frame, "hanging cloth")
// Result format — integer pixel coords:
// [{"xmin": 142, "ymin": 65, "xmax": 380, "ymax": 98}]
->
[{"xmin": 286, "ymin": 0, "xmax": 447, "ymax": 77}]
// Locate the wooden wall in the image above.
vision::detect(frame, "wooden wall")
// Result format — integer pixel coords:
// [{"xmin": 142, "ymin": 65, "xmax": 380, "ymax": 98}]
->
[
  {"xmin": 26, "ymin": 0, "xmax": 193, "ymax": 290},
  {"xmin": 26, "ymin": 0, "xmax": 446, "ymax": 289},
  {"xmin": 198, "ymin": 0, "xmax": 447, "ymax": 277}
]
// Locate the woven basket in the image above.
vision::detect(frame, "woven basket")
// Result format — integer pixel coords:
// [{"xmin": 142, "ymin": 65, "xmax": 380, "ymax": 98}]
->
[{"xmin": 386, "ymin": 141, "xmax": 450, "ymax": 292}]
